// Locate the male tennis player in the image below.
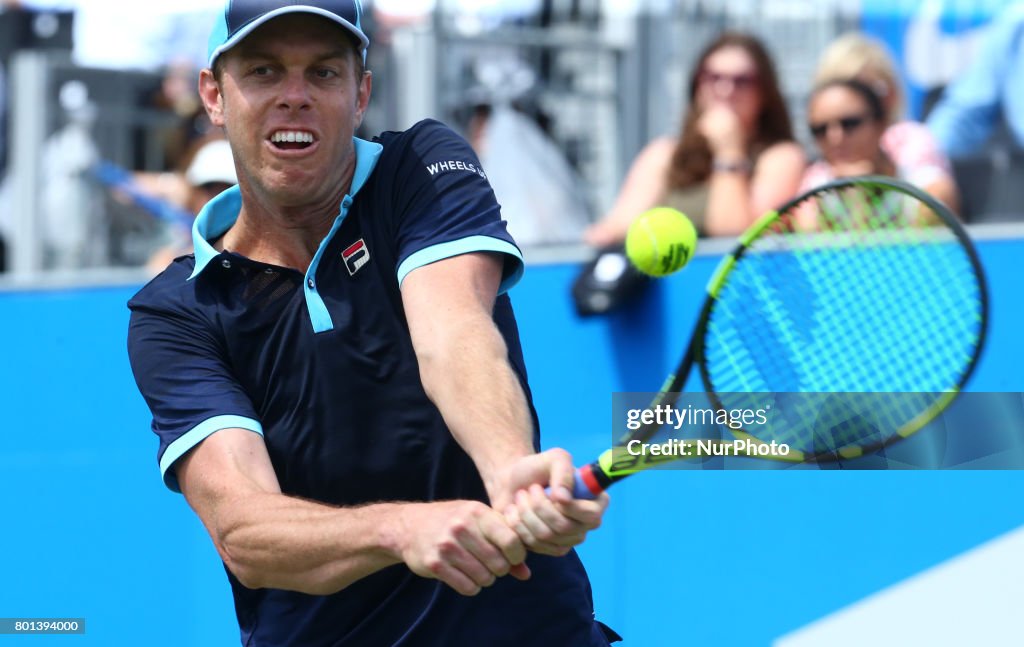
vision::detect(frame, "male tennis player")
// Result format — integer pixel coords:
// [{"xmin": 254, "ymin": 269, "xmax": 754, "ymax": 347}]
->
[{"xmin": 126, "ymin": 1, "xmax": 614, "ymax": 645}]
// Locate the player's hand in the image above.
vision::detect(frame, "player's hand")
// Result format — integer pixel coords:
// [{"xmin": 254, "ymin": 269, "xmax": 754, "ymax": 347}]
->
[
  {"xmin": 396, "ymin": 501, "xmax": 530, "ymax": 596},
  {"xmin": 496, "ymin": 449, "xmax": 610, "ymax": 557}
]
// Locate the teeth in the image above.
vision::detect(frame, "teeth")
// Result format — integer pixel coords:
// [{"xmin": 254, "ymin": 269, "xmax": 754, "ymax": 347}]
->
[{"xmin": 271, "ymin": 131, "xmax": 314, "ymax": 144}]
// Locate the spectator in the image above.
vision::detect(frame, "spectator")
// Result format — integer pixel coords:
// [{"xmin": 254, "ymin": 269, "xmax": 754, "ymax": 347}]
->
[
  {"xmin": 814, "ymin": 32, "xmax": 959, "ymax": 212},
  {"xmin": 584, "ymin": 32, "xmax": 804, "ymax": 245},
  {"xmin": 459, "ymin": 57, "xmax": 591, "ymax": 246},
  {"xmin": 468, "ymin": 101, "xmax": 591, "ymax": 246},
  {"xmin": 144, "ymin": 137, "xmax": 235, "ymax": 274},
  {"xmin": 926, "ymin": 3, "xmax": 1024, "ymax": 158},
  {"xmin": 801, "ymin": 79, "xmax": 896, "ymax": 186}
]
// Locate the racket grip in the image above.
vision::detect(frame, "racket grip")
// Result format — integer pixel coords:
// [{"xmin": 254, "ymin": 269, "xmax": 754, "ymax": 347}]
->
[
  {"xmin": 570, "ymin": 470, "xmax": 600, "ymax": 500},
  {"xmin": 544, "ymin": 466, "xmax": 602, "ymax": 500}
]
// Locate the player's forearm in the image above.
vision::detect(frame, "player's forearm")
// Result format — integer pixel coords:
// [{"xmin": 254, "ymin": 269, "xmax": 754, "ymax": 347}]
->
[
  {"xmin": 211, "ymin": 493, "xmax": 406, "ymax": 595},
  {"xmin": 415, "ymin": 311, "xmax": 535, "ymax": 500}
]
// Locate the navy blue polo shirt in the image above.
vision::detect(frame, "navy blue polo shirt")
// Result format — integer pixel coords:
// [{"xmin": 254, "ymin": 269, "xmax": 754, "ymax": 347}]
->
[{"xmin": 127, "ymin": 120, "xmax": 610, "ymax": 646}]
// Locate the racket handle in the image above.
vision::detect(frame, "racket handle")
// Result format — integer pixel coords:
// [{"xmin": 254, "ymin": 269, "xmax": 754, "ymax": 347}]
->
[
  {"xmin": 570, "ymin": 469, "xmax": 600, "ymax": 500},
  {"xmin": 544, "ymin": 465, "xmax": 603, "ymax": 501}
]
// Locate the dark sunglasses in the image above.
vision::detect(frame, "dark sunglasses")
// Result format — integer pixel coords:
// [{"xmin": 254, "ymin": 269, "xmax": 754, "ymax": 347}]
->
[
  {"xmin": 809, "ymin": 115, "xmax": 871, "ymax": 139},
  {"xmin": 698, "ymin": 70, "xmax": 760, "ymax": 90}
]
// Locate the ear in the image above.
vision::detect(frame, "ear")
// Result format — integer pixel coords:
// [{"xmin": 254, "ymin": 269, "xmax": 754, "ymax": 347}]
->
[
  {"xmin": 198, "ymin": 68, "xmax": 226, "ymax": 127},
  {"xmin": 354, "ymin": 70, "xmax": 372, "ymax": 130}
]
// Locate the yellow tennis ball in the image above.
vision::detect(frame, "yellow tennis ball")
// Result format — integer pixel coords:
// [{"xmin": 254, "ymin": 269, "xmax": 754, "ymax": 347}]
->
[{"xmin": 625, "ymin": 207, "xmax": 697, "ymax": 277}]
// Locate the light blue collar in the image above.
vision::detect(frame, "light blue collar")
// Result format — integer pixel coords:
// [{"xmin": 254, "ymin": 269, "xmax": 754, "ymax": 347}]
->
[{"xmin": 189, "ymin": 137, "xmax": 384, "ymax": 280}]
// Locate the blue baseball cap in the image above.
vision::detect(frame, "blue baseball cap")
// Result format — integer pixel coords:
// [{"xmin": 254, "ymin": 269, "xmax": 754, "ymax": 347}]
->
[{"xmin": 207, "ymin": 0, "xmax": 369, "ymax": 69}]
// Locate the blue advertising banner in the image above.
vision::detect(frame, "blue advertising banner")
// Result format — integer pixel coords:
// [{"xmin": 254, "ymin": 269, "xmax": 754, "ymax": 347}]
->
[{"xmin": 860, "ymin": 0, "xmax": 1015, "ymax": 118}]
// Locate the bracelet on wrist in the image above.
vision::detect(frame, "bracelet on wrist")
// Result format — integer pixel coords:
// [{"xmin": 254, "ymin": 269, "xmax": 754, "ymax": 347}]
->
[{"xmin": 711, "ymin": 158, "xmax": 752, "ymax": 174}]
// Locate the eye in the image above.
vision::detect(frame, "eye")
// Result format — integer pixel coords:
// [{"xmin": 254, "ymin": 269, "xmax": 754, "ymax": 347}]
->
[
  {"xmin": 250, "ymin": 65, "xmax": 273, "ymax": 77},
  {"xmin": 313, "ymin": 67, "xmax": 339, "ymax": 80}
]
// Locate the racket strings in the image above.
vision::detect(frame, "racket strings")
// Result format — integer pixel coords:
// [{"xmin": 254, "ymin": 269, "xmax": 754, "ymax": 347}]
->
[{"xmin": 703, "ymin": 184, "xmax": 984, "ymax": 456}]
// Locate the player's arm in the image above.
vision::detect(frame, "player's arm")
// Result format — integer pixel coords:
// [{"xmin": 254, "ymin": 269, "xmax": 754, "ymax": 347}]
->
[
  {"xmin": 128, "ymin": 297, "xmax": 525, "ymax": 597},
  {"xmin": 175, "ymin": 427, "xmax": 528, "ymax": 596},
  {"xmin": 401, "ymin": 252, "xmax": 608, "ymax": 555}
]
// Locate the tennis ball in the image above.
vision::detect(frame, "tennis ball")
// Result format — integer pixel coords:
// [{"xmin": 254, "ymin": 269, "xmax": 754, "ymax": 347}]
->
[{"xmin": 625, "ymin": 207, "xmax": 697, "ymax": 277}]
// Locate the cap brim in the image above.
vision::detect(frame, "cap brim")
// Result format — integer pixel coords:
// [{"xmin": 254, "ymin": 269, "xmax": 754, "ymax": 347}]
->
[{"xmin": 208, "ymin": 6, "xmax": 369, "ymax": 68}]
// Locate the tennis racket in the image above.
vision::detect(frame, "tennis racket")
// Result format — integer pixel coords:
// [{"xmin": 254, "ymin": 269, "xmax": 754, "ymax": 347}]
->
[{"xmin": 568, "ymin": 176, "xmax": 988, "ymax": 499}]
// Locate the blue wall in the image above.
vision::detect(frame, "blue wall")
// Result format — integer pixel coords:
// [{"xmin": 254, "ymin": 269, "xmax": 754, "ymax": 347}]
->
[{"xmin": 1, "ymin": 235, "xmax": 1021, "ymax": 645}]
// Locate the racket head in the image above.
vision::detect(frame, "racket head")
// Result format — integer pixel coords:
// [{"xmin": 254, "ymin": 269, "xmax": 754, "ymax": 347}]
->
[{"xmin": 694, "ymin": 176, "xmax": 988, "ymax": 461}]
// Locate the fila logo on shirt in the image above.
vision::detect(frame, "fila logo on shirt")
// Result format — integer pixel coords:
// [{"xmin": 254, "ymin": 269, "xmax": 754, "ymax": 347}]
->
[{"xmin": 342, "ymin": 239, "xmax": 370, "ymax": 276}]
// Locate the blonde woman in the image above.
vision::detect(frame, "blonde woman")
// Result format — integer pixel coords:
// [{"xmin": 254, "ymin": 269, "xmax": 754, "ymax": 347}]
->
[{"xmin": 806, "ymin": 32, "xmax": 960, "ymax": 213}]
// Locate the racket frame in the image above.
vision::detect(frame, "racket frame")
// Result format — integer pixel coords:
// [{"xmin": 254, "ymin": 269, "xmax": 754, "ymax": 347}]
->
[{"xmin": 574, "ymin": 176, "xmax": 989, "ymax": 496}]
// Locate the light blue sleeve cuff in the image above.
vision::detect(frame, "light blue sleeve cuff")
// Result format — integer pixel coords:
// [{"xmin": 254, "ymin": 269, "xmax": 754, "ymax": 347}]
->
[
  {"xmin": 160, "ymin": 415, "xmax": 264, "ymax": 492},
  {"xmin": 396, "ymin": 236, "xmax": 525, "ymax": 294}
]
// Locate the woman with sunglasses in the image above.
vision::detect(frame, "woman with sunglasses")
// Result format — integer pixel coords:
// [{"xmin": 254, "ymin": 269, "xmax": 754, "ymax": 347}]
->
[
  {"xmin": 584, "ymin": 32, "xmax": 805, "ymax": 246},
  {"xmin": 804, "ymin": 33, "xmax": 959, "ymax": 213},
  {"xmin": 801, "ymin": 77, "xmax": 962, "ymax": 214},
  {"xmin": 801, "ymin": 79, "xmax": 893, "ymax": 189}
]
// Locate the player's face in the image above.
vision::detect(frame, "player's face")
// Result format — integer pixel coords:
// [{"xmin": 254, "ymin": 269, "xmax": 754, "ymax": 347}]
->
[
  {"xmin": 201, "ymin": 15, "xmax": 371, "ymax": 210},
  {"xmin": 808, "ymin": 86, "xmax": 884, "ymax": 168},
  {"xmin": 696, "ymin": 46, "xmax": 763, "ymax": 127}
]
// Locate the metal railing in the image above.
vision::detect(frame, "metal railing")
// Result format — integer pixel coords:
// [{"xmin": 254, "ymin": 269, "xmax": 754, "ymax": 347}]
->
[
  {"xmin": 5, "ymin": 51, "xmax": 179, "ymax": 278},
  {"xmin": 7, "ymin": 2, "xmax": 1022, "ymax": 286}
]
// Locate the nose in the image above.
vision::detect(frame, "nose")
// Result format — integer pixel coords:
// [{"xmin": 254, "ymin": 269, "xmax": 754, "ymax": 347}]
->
[
  {"xmin": 824, "ymin": 123, "xmax": 845, "ymax": 146},
  {"xmin": 712, "ymin": 78, "xmax": 736, "ymax": 98},
  {"xmin": 277, "ymin": 72, "xmax": 312, "ymax": 111}
]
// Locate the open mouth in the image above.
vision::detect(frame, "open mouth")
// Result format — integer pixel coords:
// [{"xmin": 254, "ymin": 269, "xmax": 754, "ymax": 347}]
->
[{"xmin": 270, "ymin": 130, "xmax": 316, "ymax": 151}]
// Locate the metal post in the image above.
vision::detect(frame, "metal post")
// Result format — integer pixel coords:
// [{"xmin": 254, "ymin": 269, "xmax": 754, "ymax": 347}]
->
[
  {"xmin": 8, "ymin": 50, "xmax": 50, "ymax": 279},
  {"xmin": 391, "ymin": 23, "xmax": 438, "ymax": 130}
]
